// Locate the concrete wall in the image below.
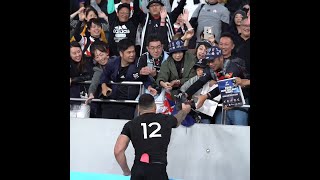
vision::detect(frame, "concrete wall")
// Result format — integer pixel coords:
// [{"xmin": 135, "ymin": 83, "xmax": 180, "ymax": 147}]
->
[{"xmin": 70, "ymin": 118, "xmax": 250, "ymax": 180}]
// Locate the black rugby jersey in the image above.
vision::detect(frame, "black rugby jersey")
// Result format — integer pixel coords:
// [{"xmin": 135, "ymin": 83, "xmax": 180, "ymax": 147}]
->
[{"xmin": 121, "ymin": 113, "xmax": 177, "ymax": 164}]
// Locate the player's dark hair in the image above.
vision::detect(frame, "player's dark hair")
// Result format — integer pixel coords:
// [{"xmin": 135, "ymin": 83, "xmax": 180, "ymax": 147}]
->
[{"xmin": 138, "ymin": 94, "xmax": 155, "ymax": 110}]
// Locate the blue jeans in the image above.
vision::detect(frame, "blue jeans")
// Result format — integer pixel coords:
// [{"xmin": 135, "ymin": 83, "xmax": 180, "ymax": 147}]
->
[
  {"xmin": 200, "ymin": 119, "xmax": 211, "ymax": 124},
  {"xmin": 215, "ymin": 109, "xmax": 248, "ymax": 126}
]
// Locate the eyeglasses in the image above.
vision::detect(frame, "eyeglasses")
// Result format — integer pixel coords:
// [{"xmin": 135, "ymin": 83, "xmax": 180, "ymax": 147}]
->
[{"xmin": 148, "ymin": 45, "xmax": 162, "ymax": 51}]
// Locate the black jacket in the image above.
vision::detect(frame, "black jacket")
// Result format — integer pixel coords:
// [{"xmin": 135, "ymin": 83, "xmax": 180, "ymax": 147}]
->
[{"xmin": 108, "ymin": 0, "xmax": 144, "ymax": 56}]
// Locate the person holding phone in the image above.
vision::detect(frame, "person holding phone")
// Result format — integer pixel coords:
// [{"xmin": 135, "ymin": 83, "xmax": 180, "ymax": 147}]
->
[{"xmin": 136, "ymin": 34, "xmax": 170, "ymax": 93}]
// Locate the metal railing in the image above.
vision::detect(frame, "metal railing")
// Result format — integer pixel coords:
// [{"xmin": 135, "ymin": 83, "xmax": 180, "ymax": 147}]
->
[
  {"xmin": 71, "ymin": 81, "xmax": 144, "ymax": 104},
  {"xmin": 219, "ymin": 104, "xmax": 250, "ymax": 125},
  {"xmin": 71, "ymin": 82, "xmax": 250, "ymax": 125}
]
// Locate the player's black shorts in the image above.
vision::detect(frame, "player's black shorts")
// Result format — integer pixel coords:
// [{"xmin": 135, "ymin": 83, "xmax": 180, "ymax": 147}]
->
[{"xmin": 131, "ymin": 161, "xmax": 168, "ymax": 180}]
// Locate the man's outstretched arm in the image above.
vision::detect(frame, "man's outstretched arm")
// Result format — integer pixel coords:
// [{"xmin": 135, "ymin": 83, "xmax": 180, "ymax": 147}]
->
[
  {"xmin": 174, "ymin": 103, "xmax": 191, "ymax": 126},
  {"xmin": 114, "ymin": 134, "xmax": 131, "ymax": 176}
]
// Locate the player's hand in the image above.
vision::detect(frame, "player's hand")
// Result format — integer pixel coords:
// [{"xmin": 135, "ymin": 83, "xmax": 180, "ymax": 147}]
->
[
  {"xmin": 182, "ymin": 103, "xmax": 191, "ymax": 113},
  {"xmin": 123, "ymin": 170, "xmax": 131, "ymax": 176}
]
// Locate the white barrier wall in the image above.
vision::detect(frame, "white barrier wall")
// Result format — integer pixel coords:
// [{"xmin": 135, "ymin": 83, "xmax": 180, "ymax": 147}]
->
[{"xmin": 70, "ymin": 118, "xmax": 250, "ymax": 180}]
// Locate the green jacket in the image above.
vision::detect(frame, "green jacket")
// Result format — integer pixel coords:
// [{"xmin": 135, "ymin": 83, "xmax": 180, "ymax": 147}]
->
[{"xmin": 156, "ymin": 51, "xmax": 197, "ymax": 87}]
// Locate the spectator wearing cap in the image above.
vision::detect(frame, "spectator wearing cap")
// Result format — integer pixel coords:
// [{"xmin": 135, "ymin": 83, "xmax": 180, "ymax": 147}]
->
[
  {"xmin": 141, "ymin": 0, "xmax": 172, "ymax": 13},
  {"xmin": 156, "ymin": 39, "xmax": 196, "ymax": 98},
  {"xmin": 107, "ymin": 0, "xmax": 145, "ymax": 56},
  {"xmin": 139, "ymin": 0, "xmax": 187, "ymax": 55},
  {"xmin": 183, "ymin": 46, "xmax": 248, "ymax": 125}
]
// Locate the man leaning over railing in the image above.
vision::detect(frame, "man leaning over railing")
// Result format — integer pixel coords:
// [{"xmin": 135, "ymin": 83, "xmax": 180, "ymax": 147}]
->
[{"xmin": 99, "ymin": 38, "xmax": 157, "ymax": 120}]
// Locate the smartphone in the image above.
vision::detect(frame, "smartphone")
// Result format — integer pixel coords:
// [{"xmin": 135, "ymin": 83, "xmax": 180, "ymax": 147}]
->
[
  {"xmin": 147, "ymin": 60, "xmax": 154, "ymax": 70},
  {"xmin": 203, "ymin": 26, "xmax": 214, "ymax": 40}
]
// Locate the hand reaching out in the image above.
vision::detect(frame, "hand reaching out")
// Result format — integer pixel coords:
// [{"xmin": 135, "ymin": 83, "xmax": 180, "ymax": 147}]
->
[
  {"xmin": 149, "ymin": 68, "xmax": 157, "ymax": 77},
  {"xmin": 183, "ymin": 28, "xmax": 194, "ymax": 41},
  {"xmin": 98, "ymin": 11, "xmax": 108, "ymax": 22},
  {"xmin": 182, "ymin": 9, "xmax": 189, "ymax": 23},
  {"xmin": 140, "ymin": 67, "xmax": 152, "ymax": 75},
  {"xmin": 85, "ymin": 93, "xmax": 94, "ymax": 105},
  {"xmin": 77, "ymin": 7, "xmax": 85, "ymax": 14},
  {"xmin": 223, "ymin": 105, "xmax": 233, "ymax": 111},
  {"xmin": 147, "ymin": 86, "xmax": 157, "ymax": 96},
  {"xmin": 169, "ymin": 79, "xmax": 180, "ymax": 87},
  {"xmin": 78, "ymin": 8, "xmax": 85, "ymax": 21},
  {"xmin": 194, "ymin": 94, "xmax": 208, "ymax": 109},
  {"xmin": 102, "ymin": 86, "xmax": 112, "ymax": 97},
  {"xmin": 209, "ymin": 80, "xmax": 217, "ymax": 87},
  {"xmin": 160, "ymin": 81, "xmax": 172, "ymax": 91},
  {"xmin": 160, "ymin": 7, "xmax": 167, "ymax": 19}
]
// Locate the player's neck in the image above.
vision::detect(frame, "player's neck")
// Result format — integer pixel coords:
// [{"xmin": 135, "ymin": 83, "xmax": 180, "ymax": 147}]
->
[{"xmin": 139, "ymin": 110, "xmax": 156, "ymax": 115}]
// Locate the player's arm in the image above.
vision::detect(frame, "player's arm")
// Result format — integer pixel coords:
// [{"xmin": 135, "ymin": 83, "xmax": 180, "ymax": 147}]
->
[
  {"xmin": 114, "ymin": 134, "xmax": 131, "ymax": 176},
  {"xmin": 174, "ymin": 103, "xmax": 191, "ymax": 126}
]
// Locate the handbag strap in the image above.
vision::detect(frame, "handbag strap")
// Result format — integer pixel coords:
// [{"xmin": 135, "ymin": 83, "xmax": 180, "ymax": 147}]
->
[{"xmin": 196, "ymin": 4, "xmax": 205, "ymax": 20}]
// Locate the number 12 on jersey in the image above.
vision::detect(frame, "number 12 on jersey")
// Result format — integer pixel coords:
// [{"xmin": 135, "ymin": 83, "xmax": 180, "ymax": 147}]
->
[{"xmin": 141, "ymin": 122, "xmax": 162, "ymax": 139}]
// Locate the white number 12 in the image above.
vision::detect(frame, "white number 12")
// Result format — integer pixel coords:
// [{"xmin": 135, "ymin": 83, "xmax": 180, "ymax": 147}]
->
[{"xmin": 141, "ymin": 122, "xmax": 162, "ymax": 139}]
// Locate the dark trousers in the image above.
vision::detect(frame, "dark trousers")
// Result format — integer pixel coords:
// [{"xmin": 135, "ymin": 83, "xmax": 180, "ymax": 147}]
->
[
  {"xmin": 101, "ymin": 103, "xmax": 136, "ymax": 120},
  {"xmin": 131, "ymin": 161, "xmax": 168, "ymax": 180}
]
